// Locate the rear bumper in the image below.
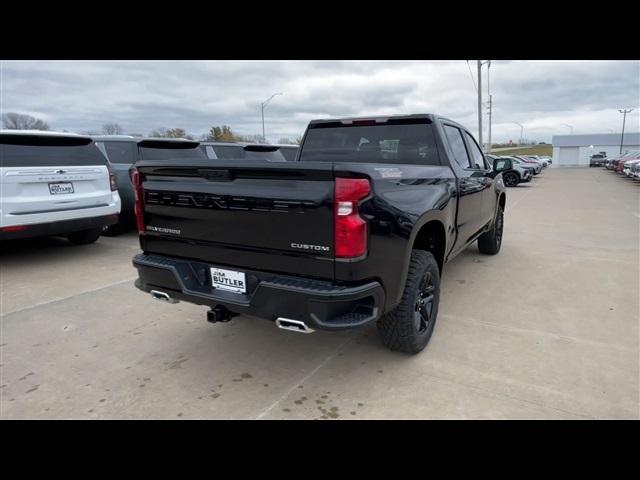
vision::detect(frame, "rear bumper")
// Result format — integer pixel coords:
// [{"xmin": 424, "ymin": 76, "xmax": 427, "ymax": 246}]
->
[
  {"xmin": 133, "ymin": 253, "xmax": 385, "ymax": 331},
  {"xmin": 0, "ymin": 214, "xmax": 118, "ymax": 241}
]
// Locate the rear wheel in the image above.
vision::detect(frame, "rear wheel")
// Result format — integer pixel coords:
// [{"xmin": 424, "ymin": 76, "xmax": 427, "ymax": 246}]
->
[
  {"xmin": 503, "ymin": 172, "xmax": 519, "ymax": 187},
  {"xmin": 377, "ymin": 250, "xmax": 440, "ymax": 355},
  {"xmin": 67, "ymin": 228, "xmax": 102, "ymax": 245},
  {"xmin": 478, "ymin": 204, "xmax": 504, "ymax": 255}
]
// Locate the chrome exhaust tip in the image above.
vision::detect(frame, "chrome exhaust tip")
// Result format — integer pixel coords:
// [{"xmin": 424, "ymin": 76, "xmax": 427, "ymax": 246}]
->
[
  {"xmin": 150, "ymin": 290, "xmax": 179, "ymax": 304},
  {"xmin": 275, "ymin": 317, "xmax": 315, "ymax": 334}
]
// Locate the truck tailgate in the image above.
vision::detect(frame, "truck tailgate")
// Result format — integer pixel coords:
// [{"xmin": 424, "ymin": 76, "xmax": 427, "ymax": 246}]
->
[{"xmin": 135, "ymin": 160, "xmax": 336, "ymax": 279}]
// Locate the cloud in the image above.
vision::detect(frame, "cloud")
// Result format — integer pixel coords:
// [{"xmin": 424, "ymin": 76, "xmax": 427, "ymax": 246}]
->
[{"xmin": 1, "ymin": 60, "xmax": 638, "ymax": 142}]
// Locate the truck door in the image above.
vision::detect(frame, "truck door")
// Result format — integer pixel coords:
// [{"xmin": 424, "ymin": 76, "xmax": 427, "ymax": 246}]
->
[
  {"xmin": 461, "ymin": 130, "xmax": 495, "ymax": 225},
  {"xmin": 442, "ymin": 124, "xmax": 486, "ymax": 248}
]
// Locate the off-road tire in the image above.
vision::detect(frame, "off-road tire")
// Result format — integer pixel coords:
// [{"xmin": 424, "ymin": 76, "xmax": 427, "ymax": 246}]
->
[
  {"xmin": 67, "ymin": 228, "xmax": 102, "ymax": 245},
  {"xmin": 478, "ymin": 204, "xmax": 504, "ymax": 255},
  {"xmin": 377, "ymin": 250, "xmax": 440, "ymax": 355}
]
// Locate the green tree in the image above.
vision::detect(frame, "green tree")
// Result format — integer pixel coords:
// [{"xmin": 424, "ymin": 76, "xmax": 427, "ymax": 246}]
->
[{"xmin": 209, "ymin": 125, "xmax": 236, "ymax": 142}]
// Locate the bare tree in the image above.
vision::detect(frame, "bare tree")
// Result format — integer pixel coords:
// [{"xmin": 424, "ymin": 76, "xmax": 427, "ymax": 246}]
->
[
  {"xmin": 2, "ymin": 112, "xmax": 50, "ymax": 131},
  {"xmin": 102, "ymin": 123, "xmax": 123, "ymax": 135},
  {"xmin": 149, "ymin": 127, "xmax": 192, "ymax": 139}
]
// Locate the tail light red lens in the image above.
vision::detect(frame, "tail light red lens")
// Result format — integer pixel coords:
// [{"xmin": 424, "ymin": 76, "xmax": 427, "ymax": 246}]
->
[
  {"xmin": 131, "ymin": 168, "xmax": 145, "ymax": 235},
  {"xmin": 106, "ymin": 161, "xmax": 118, "ymax": 191},
  {"xmin": 334, "ymin": 178, "xmax": 371, "ymax": 258},
  {"xmin": 0, "ymin": 225, "xmax": 28, "ymax": 232}
]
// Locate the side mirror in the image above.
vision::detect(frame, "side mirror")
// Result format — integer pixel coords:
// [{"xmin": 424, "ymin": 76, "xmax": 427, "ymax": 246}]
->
[{"xmin": 493, "ymin": 158, "xmax": 512, "ymax": 173}]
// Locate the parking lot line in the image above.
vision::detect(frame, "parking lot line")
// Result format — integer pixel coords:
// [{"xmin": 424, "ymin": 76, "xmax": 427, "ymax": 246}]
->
[{"xmin": 0, "ymin": 277, "xmax": 137, "ymax": 317}]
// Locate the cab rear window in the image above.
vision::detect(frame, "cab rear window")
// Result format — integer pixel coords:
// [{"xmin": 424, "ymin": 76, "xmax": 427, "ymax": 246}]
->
[
  {"xmin": 299, "ymin": 123, "xmax": 440, "ymax": 165},
  {"xmin": 0, "ymin": 136, "xmax": 106, "ymax": 167}
]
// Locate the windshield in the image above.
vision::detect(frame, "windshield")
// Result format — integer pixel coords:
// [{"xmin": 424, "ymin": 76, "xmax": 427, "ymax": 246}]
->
[
  {"xmin": 1, "ymin": 137, "xmax": 106, "ymax": 167},
  {"xmin": 299, "ymin": 123, "xmax": 440, "ymax": 165}
]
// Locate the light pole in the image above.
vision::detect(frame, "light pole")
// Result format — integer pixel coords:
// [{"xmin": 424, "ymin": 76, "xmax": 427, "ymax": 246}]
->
[
  {"xmin": 261, "ymin": 92, "xmax": 283, "ymax": 143},
  {"xmin": 477, "ymin": 61, "xmax": 483, "ymax": 150},
  {"xmin": 476, "ymin": 60, "xmax": 491, "ymax": 151},
  {"xmin": 486, "ymin": 60, "xmax": 492, "ymax": 153},
  {"xmin": 561, "ymin": 124, "xmax": 574, "ymax": 134},
  {"xmin": 618, "ymin": 108, "xmax": 633, "ymax": 154},
  {"xmin": 513, "ymin": 122, "xmax": 524, "ymax": 145}
]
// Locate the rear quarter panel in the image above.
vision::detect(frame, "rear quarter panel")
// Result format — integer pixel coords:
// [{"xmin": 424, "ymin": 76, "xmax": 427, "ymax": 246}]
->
[{"xmin": 333, "ymin": 163, "xmax": 458, "ymax": 310}]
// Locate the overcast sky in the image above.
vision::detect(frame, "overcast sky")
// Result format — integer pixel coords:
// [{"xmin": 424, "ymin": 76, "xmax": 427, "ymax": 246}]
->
[{"xmin": 1, "ymin": 60, "xmax": 638, "ymax": 143}]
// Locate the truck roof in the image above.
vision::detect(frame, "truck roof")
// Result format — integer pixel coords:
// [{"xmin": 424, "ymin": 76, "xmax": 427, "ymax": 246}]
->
[
  {"xmin": 1, "ymin": 130, "xmax": 94, "ymax": 146},
  {"xmin": 1, "ymin": 129, "xmax": 90, "ymax": 139},
  {"xmin": 307, "ymin": 113, "xmax": 465, "ymax": 130},
  {"xmin": 91, "ymin": 134, "xmax": 138, "ymax": 142}
]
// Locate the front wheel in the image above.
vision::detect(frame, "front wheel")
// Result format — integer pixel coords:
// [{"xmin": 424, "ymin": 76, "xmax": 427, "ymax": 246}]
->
[
  {"xmin": 377, "ymin": 250, "xmax": 440, "ymax": 355},
  {"xmin": 478, "ymin": 204, "xmax": 504, "ymax": 255},
  {"xmin": 503, "ymin": 172, "xmax": 519, "ymax": 187}
]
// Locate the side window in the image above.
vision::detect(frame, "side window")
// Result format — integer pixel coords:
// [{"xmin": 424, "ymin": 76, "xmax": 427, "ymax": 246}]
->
[
  {"xmin": 494, "ymin": 159, "xmax": 509, "ymax": 171},
  {"xmin": 463, "ymin": 131, "xmax": 486, "ymax": 169},
  {"xmin": 205, "ymin": 146, "xmax": 218, "ymax": 159},
  {"xmin": 104, "ymin": 141, "xmax": 137, "ymax": 164},
  {"xmin": 443, "ymin": 125, "xmax": 471, "ymax": 169},
  {"xmin": 214, "ymin": 145, "xmax": 244, "ymax": 159}
]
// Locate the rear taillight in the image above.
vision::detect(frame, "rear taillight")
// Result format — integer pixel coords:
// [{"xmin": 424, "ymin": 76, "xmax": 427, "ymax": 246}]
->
[
  {"xmin": 131, "ymin": 168, "xmax": 145, "ymax": 235},
  {"xmin": 107, "ymin": 161, "xmax": 118, "ymax": 191},
  {"xmin": 0, "ymin": 225, "xmax": 28, "ymax": 232},
  {"xmin": 334, "ymin": 177, "xmax": 371, "ymax": 258}
]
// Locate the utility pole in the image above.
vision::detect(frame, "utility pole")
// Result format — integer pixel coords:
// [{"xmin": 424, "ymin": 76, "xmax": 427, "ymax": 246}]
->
[
  {"xmin": 477, "ymin": 60, "xmax": 483, "ymax": 150},
  {"xmin": 486, "ymin": 61, "xmax": 492, "ymax": 153},
  {"xmin": 487, "ymin": 95, "xmax": 493, "ymax": 153},
  {"xmin": 618, "ymin": 108, "xmax": 633, "ymax": 154},
  {"xmin": 260, "ymin": 92, "xmax": 283, "ymax": 143}
]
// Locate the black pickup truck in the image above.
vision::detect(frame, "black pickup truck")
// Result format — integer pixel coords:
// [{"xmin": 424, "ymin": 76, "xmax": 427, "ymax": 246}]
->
[{"xmin": 132, "ymin": 114, "xmax": 510, "ymax": 354}]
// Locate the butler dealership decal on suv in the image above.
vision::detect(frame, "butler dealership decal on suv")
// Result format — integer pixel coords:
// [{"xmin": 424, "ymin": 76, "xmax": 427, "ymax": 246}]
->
[
  {"xmin": 131, "ymin": 114, "xmax": 508, "ymax": 354},
  {"xmin": 0, "ymin": 130, "xmax": 121, "ymax": 243}
]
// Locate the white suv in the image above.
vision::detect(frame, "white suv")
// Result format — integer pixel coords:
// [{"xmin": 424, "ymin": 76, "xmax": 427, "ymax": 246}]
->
[{"xmin": 0, "ymin": 130, "xmax": 121, "ymax": 244}]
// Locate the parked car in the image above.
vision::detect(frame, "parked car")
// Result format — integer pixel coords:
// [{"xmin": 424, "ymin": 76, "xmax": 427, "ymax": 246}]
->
[
  {"xmin": 486, "ymin": 154, "xmax": 532, "ymax": 186},
  {"xmin": 614, "ymin": 151, "xmax": 640, "ymax": 173},
  {"xmin": 131, "ymin": 113, "xmax": 509, "ymax": 355},
  {"xmin": 0, "ymin": 130, "xmax": 120, "ymax": 243},
  {"xmin": 517, "ymin": 155, "xmax": 546, "ymax": 169},
  {"xmin": 524, "ymin": 155, "xmax": 549, "ymax": 167},
  {"xmin": 607, "ymin": 151, "xmax": 636, "ymax": 171},
  {"xmin": 94, "ymin": 136, "xmax": 207, "ymax": 234},
  {"xmin": 630, "ymin": 160, "xmax": 640, "ymax": 179},
  {"xmin": 589, "ymin": 153, "xmax": 607, "ymax": 167},
  {"xmin": 200, "ymin": 142, "xmax": 288, "ymax": 162},
  {"xmin": 622, "ymin": 158, "xmax": 640, "ymax": 177},
  {"xmin": 510, "ymin": 156, "xmax": 541, "ymax": 175},
  {"xmin": 514, "ymin": 156, "xmax": 543, "ymax": 174}
]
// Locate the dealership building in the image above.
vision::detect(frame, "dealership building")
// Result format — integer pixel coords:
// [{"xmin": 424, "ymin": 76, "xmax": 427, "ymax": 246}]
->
[{"xmin": 551, "ymin": 132, "xmax": 640, "ymax": 167}]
